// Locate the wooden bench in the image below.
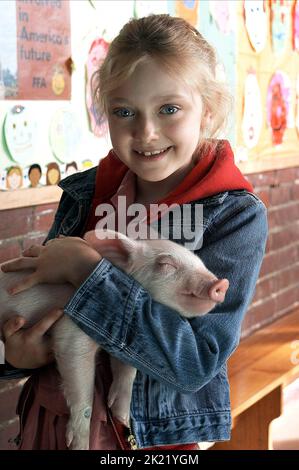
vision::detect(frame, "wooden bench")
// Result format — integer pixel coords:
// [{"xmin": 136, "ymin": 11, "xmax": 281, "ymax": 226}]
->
[{"xmin": 212, "ymin": 308, "xmax": 299, "ymax": 450}]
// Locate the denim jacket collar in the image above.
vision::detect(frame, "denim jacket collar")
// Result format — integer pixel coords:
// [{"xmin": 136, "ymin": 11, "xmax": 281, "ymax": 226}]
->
[
  {"xmin": 59, "ymin": 167, "xmax": 97, "ymax": 202},
  {"xmin": 58, "ymin": 165, "xmax": 236, "ymax": 210}
]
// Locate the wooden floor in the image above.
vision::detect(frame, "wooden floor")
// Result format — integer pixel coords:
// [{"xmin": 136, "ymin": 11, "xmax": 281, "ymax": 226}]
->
[{"xmin": 212, "ymin": 308, "xmax": 299, "ymax": 450}]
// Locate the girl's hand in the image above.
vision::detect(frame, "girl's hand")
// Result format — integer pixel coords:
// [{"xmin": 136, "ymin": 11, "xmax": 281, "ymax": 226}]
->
[
  {"xmin": 2, "ymin": 309, "xmax": 64, "ymax": 369},
  {"xmin": 1, "ymin": 236, "xmax": 102, "ymax": 295}
]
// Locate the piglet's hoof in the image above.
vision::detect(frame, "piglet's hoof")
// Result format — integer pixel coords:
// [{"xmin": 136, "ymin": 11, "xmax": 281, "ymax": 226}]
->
[{"xmin": 66, "ymin": 410, "xmax": 91, "ymax": 450}]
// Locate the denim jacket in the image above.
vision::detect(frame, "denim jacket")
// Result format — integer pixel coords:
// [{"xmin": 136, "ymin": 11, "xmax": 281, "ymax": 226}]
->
[{"xmin": 1, "ymin": 167, "xmax": 268, "ymax": 447}]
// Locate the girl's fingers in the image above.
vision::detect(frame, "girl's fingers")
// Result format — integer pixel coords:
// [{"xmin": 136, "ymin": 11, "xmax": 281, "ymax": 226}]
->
[
  {"xmin": 22, "ymin": 245, "xmax": 43, "ymax": 257},
  {"xmin": 46, "ymin": 235, "xmax": 66, "ymax": 245},
  {"xmin": 1, "ymin": 257, "xmax": 37, "ymax": 273},
  {"xmin": 8, "ymin": 274, "xmax": 39, "ymax": 295},
  {"xmin": 31, "ymin": 308, "xmax": 64, "ymax": 336},
  {"xmin": 45, "ymin": 238, "xmax": 57, "ymax": 246},
  {"xmin": 2, "ymin": 316, "xmax": 26, "ymax": 339}
]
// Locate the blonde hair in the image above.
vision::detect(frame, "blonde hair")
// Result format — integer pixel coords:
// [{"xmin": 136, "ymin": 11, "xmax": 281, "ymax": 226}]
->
[{"xmin": 93, "ymin": 14, "xmax": 232, "ymax": 150}]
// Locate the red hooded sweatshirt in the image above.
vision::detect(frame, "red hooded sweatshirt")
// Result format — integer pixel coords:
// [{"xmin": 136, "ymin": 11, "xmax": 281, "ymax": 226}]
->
[{"xmin": 85, "ymin": 140, "xmax": 253, "ymax": 230}]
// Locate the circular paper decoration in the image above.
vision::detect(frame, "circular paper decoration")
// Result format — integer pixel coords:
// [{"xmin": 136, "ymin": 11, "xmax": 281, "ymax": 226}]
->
[
  {"xmin": 242, "ymin": 72, "xmax": 263, "ymax": 149},
  {"xmin": 271, "ymin": 0, "xmax": 291, "ymax": 54},
  {"xmin": 293, "ymin": 0, "xmax": 299, "ymax": 52},
  {"xmin": 267, "ymin": 71, "xmax": 292, "ymax": 145},
  {"xmin": 49, "ymin": 108, "xmax": 82, "ymax": 163},
  {"xmin": 3, "ymin": 105, "xmax": 37, "ymax": 166},
  {"xmin": 86, "ymin": 37, "xmax": 109, "ymax": 137},
  {"xmin": 244, "ymin": 0, "xmax": 267, "ymax": 53}
]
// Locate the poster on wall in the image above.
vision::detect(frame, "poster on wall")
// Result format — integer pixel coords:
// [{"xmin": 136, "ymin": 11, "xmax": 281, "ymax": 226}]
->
[{"xmin": 0, "ymin": 0, "xmax": 71, "ymax": 100}]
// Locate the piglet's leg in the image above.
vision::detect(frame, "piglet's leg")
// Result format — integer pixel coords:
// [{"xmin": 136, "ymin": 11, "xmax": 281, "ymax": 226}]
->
[
  {"xmin": 52, "ymin": 316, "xmax": 98, "ymax": 450},
  {"xmin": 108, "ymin": 356, "xmax": 137, "ymax": 427}
]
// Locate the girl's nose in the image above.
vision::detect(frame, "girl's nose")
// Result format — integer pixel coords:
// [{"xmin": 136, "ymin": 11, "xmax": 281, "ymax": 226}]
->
[{"xmin": 133, "ymin": 116, "xmax": 159, "ymax": 143}]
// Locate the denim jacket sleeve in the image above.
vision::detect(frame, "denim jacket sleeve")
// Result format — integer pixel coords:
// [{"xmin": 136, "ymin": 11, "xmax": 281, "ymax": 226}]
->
[{"xmin": 64, "ymin": 194, "xmax": 268, "ymax": 393}]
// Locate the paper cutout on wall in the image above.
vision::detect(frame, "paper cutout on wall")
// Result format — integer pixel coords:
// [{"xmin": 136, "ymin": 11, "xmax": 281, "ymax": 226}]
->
[
  {"xmin": 49, "ymin": 108, "xmax": 82, "ymax": 163},
  {"xmin": 82, "ymin": 159, "xmax": 94, "ymax": 169},
  {"xmin": 209, "ymin": 0, "xmax": 234, "ymax": 35},
  {"xmin": 175, "ymin": 0, "xmax": 199, "ymax": 27},
  {"xmin": 86, "ymin": 37, "xmax": 109, "ymax": 137},
  {"xmin": 51, "ymin": 64, "xmax": 67, "ymax": 96},
  {"xmin": 28, "ymin": 163, "xmax": 42, "ymax": 188},
  {"xmin": 3, "ymin": 105, "xmax": 37, "ymax": 166},
  {"xmin": 244, "ymin": 0, "xmax": 267, "ymax": 53},
  {"xmin": 241, "ymin": 71, "xmax": 263, "ymax": 148},
  {"xmin": 65, "ymin": 161, "xmax": 78, "ymax": 177},
  {"xmin": 293, "ymin": 0, "xmax": 299, "ymax": 52},
  {"xmin": 267, "ymin": 71, "xmax": 291, "ymax": 145},
  {"xmin": 270, "ymin": 0, "xmax": 292, "ymax": 54},
  {"xmin": 6, "ymin": 165, "xmax": 23, "ymax": 189},
  {"xmin": 296, "ymin": 75, "xmax": 299, "ymax": 137},
  {"xmin": 46, "ymin": 162, "xmax": 61, "ymax": 185}
]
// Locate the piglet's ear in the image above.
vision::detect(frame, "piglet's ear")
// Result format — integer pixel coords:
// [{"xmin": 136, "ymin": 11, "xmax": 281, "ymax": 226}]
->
[
  {"xmin": 155, "ymin": 253, "xmax": 178, "ymax": 275},
  {"xmin": 84, "ymin": 230, "xmax": 136, "ymax": 272}
]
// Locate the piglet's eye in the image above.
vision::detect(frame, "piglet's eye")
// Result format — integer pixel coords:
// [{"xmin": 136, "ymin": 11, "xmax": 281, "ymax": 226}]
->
[
  {"xmin": 155, "ymin": 254, "xmax": 178, "ymax": 275},
  {"xmin": 156, "ymin": 262, "xmax": 177, "ymax": 275}
]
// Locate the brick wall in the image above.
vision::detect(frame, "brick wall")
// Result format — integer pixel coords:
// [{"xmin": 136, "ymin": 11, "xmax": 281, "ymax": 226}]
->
[
  {"xmin": 0, "ymin": 202, "xmax": 58, "ymax": 450},
  {"xmin": 0, "ymin": 378, "xmax": 26, "ymax": 449},
  {"xmin": 242, "ymin": 167, "xmax": 299, "ymax": 337},
  {"xmin": 0, "ymin": 165, "xmax": 298, "ymax": 448},
  {"xmin": 0, "ymin": 203, "xmax": 58, "ymax": 263}
]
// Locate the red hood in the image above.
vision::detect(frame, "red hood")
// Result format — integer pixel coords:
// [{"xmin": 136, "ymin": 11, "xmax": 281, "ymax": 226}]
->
[{"xmin": 93, "ymin": 140, "xmax": 253, "ymax": 206}]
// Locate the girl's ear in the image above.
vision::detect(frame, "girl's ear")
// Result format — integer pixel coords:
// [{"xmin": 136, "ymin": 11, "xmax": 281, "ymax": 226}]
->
[
  {"xmin": 200, "ymin": 107, "xmax": 212, "ymax": 132},
  {"xmin": 84, "ymin": 230, "xmax": 136, "ymax": 271}
]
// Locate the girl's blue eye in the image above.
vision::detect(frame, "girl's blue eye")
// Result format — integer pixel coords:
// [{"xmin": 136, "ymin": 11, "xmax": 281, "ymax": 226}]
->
[
  {"xmin": 160, "ymin": 105, "xmax": 179, "ymax": 115},
  {"xmin": 113, "ymin": 108, "xmax": 134, "ymax": 118}
]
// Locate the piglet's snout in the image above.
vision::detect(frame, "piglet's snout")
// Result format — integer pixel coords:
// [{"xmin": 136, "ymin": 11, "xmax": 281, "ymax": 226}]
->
[{"xmin": 208, "ymin": 278, "xmax": 229, "ymax": 303}]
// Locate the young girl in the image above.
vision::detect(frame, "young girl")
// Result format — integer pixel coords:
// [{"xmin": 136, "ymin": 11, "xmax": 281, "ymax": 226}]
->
[{"xmin": 0, "ymin": 14, "xmax": 267, "ymax": 450}]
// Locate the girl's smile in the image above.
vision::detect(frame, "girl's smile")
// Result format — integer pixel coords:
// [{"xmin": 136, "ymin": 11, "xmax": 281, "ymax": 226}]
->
[{"xmin": 133, "ymin": 145, "xmax": 173, "ymax": 160}]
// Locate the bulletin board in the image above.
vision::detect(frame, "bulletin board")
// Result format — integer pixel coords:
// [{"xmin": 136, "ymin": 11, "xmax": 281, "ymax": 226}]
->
[{"xmin": 0, "ymin": 0, "xmax": 299, "ymax": 207}]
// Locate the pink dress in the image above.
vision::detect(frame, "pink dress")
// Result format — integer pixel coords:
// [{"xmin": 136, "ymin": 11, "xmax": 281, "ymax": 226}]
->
[{"xmin": 17, "ymin": 352, "xmax": 123, "ymax": 450}]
